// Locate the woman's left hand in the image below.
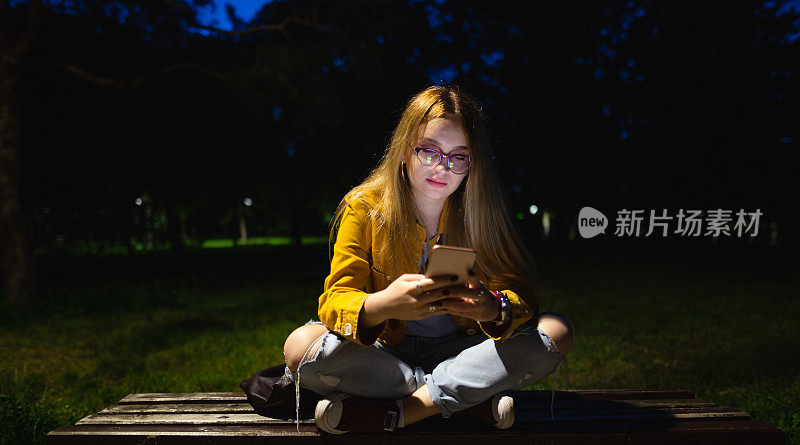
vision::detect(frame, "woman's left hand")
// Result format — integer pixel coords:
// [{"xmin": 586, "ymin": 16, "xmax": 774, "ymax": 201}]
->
[{"xmin": 432, "ymin": 272, "xmax": 500, "ymax": 322}]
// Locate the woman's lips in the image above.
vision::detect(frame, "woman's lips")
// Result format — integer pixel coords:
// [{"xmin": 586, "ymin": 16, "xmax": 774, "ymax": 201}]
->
[{"xmin": 426, "ymin": 178, "xmax": 447, "ymax": 188}]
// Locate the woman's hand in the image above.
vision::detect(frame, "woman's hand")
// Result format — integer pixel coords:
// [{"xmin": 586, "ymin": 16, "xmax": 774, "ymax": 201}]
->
[
  {"xmin": 361, "ymin": 274, "xmax": 460, "ymax": 326},
  {"xmin": 434, "ymin": 273, "xmax": 501, "ymax": 322}
]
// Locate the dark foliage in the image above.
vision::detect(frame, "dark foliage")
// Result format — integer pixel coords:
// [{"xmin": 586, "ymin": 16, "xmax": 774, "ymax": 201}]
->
[{"xmin": 6, "ymin": 0, "xmax": 800, "ymax": 261}]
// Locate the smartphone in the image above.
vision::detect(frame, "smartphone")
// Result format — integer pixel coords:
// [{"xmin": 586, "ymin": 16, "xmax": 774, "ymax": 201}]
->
[{"xmin": 424, "ymin": 245, "xmax": 477, "ymax": 286}]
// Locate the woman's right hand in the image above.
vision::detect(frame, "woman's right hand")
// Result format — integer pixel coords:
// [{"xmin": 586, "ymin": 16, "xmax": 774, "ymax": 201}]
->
[{"xmin": 361, "ymin": 274, "xmax": 454, "ymax": 327}]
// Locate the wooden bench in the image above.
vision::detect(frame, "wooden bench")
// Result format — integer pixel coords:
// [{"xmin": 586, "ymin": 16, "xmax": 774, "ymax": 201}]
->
[{"xmin": 46, "ymin": 389, "xmax": 784, "ymax": 444}]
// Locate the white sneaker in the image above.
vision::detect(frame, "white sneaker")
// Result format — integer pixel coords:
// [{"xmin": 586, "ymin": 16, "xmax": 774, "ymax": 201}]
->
[
  {"xmin": 455, "ymin": 393, "xmax": 515, "ymax": 429},
  {"xmin": 315, "ymin": 393, "xmax": 400, "ymax": 434}
]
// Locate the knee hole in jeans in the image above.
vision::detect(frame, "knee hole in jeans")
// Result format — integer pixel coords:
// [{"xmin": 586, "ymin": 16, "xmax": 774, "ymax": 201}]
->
[
  {"xmin": 284, "ymin": 324, "xmax": 328, "ymax": 372},
  {"xmin": 537, "ymin": 313, "xmax": 574, "ymax": 356}
]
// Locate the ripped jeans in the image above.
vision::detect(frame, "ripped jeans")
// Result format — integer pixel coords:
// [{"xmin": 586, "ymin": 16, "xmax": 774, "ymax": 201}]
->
[{"xmin": 289, "ymin": 317, "xmax": 566, "ymax": 418}]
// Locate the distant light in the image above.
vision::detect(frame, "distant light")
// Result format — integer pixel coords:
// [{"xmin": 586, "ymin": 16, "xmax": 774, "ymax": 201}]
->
[
  {"xmin": 516, "ymin": 212, "xmax": 524, "ymax": 221},
  {"xmin": 135, "ymin": 198, "xmax": 143, "ymax": 206},
  {"xmin": 529, "ymin": 205, "xmax": 539, "ymax": 215},
  {"xmin": 244, "ymin": 198, "xmax": 253, "ymax": 207},
  {"xmin": 542, "ymin": 211, "xmax": 551, "ymax": 238}
]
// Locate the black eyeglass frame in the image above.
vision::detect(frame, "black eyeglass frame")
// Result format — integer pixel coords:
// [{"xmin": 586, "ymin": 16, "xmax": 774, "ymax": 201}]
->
[{"xmin": 413, "ymin": 147, "xmax": 470, "ymax": 175}]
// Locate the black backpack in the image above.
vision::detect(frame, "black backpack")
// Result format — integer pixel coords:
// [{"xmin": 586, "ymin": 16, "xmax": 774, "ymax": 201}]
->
[{"xmin": 239, "ymin": 363, "xmax": 323, "ymax": 420}]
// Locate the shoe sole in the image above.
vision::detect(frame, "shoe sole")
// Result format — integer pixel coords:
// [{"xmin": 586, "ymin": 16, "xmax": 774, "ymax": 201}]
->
[
  {"xmin": 494, "ymin": 394, "xmax": 515, "ymax": 429},
  {"xmin": 315, "ymin": 393, "xmax": 349, "ymax": 434}
]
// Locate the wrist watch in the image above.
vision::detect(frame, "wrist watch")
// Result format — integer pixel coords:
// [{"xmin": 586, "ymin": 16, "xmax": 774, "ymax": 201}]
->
[{"xmin": 492, "ymin": 290, "xmax": 512, "ymax": 326}]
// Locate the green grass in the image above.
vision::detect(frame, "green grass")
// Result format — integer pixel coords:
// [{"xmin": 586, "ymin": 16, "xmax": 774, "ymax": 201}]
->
[
  {"xmin": 1, "ymin": 246, "xmax": 798, "ymax": 443},
  {"xmin": 32, "ymin": 236, "xmax": 328, "ymax": 257},
  {"xmin": 201, "ymin": 236, "xmax": 327, "ymax": 248},
  {"xmin": 534, "ymin": 249, "xmax": 800, "ymax": 443}
]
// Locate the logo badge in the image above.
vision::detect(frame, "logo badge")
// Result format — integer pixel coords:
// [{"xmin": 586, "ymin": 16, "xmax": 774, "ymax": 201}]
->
[{"xmin": 579, "ymin": 207, "xmax": 608, "ymax": 239}]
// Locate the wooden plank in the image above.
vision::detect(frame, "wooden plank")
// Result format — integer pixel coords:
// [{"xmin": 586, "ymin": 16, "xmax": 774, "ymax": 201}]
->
[
  {"xmin": 76, "ymin": 413, "xmax": 304, "ymax": 425},
  {"xmin": 521, "ymin": 406, "xmax": 749, "ymax": 416},
  {"xmin": 504, "ymin": 419, "xmax": 784, "ymax": 435},
  {"xmin": 46, "ymin": 421, "xmax": 785, "ymax": 445},
  {"xmin": 75, "ymin": 407, "xmax": 747, "ymax": 426},
  {"xmin": 47, "ymin": 423, "xmax": 319, "ymax": 439},
  {"xmin": 119, "ymin": 392, "xmax": 246, "ymax": 404},
  {"xmin": 49, "ymin": 420, "xmax": 785, "ymax": 436},
  {"xmin": 518, "ymin": 398, "xmax": 716, "ymax": 410},
  {"xmin": 100, "ymin": 403, "xmax": 256, "ymax": 414},
  {"xmin": 117, "ymin": 389, "xmax": 696, "ymax": 405},
  {"xmin": 512, "ymin": 389, "xmax": 696, "ymax": 401},
  {"xmin": 516, "ymin": 410, "xmax": 751, "ymax": 423},
  {"xmin": 102, "ymin": 398, "xmax": 714, "ymax": 416}
]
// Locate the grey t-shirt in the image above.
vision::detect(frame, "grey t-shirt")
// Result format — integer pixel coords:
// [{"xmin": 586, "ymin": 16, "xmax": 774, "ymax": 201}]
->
[{"xmin": 405, "ymin": 234, "xmax": 459, "ymax": 337}]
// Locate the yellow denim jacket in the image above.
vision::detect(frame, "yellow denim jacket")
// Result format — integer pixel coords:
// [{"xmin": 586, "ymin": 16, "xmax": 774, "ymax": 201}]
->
[{"xmin": 319, "ymin": 188, "xmax": 538, "ymax": 346}]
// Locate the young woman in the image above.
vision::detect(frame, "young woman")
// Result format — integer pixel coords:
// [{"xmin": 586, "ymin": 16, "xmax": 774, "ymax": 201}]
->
[{"xmin": 283, "ymin": 86, "xmax": 574, "ymax": 434}]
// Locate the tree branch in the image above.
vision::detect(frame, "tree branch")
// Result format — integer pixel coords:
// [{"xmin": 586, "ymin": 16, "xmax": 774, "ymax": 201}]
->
[
  {"xmin": 162, "ymin": 0, "xmax": 325, "ymax": 37},
  {"xmin": 53, "ymin": 61, "xmax": 231, "ymax": 89},
  {"xmin": 194, "ymin": 16, "xmax": 320, "ymax": 38}
]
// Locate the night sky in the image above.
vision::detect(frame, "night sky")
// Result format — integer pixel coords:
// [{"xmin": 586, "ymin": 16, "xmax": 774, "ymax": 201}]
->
[{"xmin": 199, "ymin": 0, "xmax": 270, "ymax": 30}]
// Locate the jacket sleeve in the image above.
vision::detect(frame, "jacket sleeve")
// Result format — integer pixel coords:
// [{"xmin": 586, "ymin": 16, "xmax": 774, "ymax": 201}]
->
[
  {"xmin": 318, "ymin": 200, "xmax": 386, "ymax": 346},
  {"xmin": 478, "ymin": 284, "xmax": 538, "ymax": 342}
]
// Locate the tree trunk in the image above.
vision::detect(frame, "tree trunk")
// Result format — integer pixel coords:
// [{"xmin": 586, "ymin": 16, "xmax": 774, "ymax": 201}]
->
[{"xmin": 0, "ymin": 58, "xmax": 36, "ymax": 302}]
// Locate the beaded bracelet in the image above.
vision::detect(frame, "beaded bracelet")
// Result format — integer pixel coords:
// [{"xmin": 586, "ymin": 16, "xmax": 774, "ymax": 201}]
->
[{"xmin": 490, "ymin": 290, "xmax": 512, "ymax": 326}]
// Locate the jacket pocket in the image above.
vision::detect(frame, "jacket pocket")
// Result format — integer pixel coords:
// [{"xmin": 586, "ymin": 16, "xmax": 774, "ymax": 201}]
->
[{"xmin": 370, "ymin": 264, "xmax": 392, "ymax": 292}]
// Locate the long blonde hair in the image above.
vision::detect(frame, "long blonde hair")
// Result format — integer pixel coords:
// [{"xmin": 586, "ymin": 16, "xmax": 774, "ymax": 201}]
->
[{"xmin": 330, "ymin": 86, "xmax": 539, "ymax": 307}]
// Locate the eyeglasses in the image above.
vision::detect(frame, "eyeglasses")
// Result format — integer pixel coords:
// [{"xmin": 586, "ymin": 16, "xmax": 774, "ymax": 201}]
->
[{"xmin": 413, "ymin": 147, "xmax": 470, "ymax": 175}]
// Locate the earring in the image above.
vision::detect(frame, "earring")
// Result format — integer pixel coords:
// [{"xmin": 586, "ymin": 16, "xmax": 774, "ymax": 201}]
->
[{"xmin": 400, "ymin": 161, "xmax": 407, "ymax": 182}]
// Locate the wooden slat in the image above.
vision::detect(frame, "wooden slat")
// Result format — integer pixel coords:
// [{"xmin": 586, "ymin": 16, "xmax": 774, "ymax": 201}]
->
[
  {"xmin": 523, "ymin": 406, "xmax": 748, "ymax": 416},
  {"xmin": 516, "ymin": 409, "xmax": 751, "ymax": 423},
  {"xmin": 117, "ymin": 389, "xmax": 696, "ymax": 405},
  {"xmin": 501, "ymin": 419, "xmax": 785, "ymax": 435},
  {"xmin": 119, "ymin": 392, "xmax": 246, "ymax": 404},
  {"xmin": 49, "ymin": 420, "xmax": 784, "ymax": 436},
  {"xmin": 103, "ymin": 398, "xmax": 714, "ymax": 416},
  {"xmin": 518, "ymin": 398, "xmax": 716, "ymax": 410},
  {"xmin": 48, "ymin": 423, "xmax": 318, "ymax": 437},
  {"xmin": 46, "ymin": 421, "xmax": 785, "ymax": 445},
  {"xmin": 100, "ymin": 403, "xmax": 256, "ymax": 414},
  {"xmin": 76, "ymin": 406, "xmax": 747, "ymax": 425},
  {"xmin": 76, "ymin": 413, "xmax": 306, "ymax": 425},
  {"xmin": 512, "ymin": 389, "xmax": 696, "ymax": 401}
]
